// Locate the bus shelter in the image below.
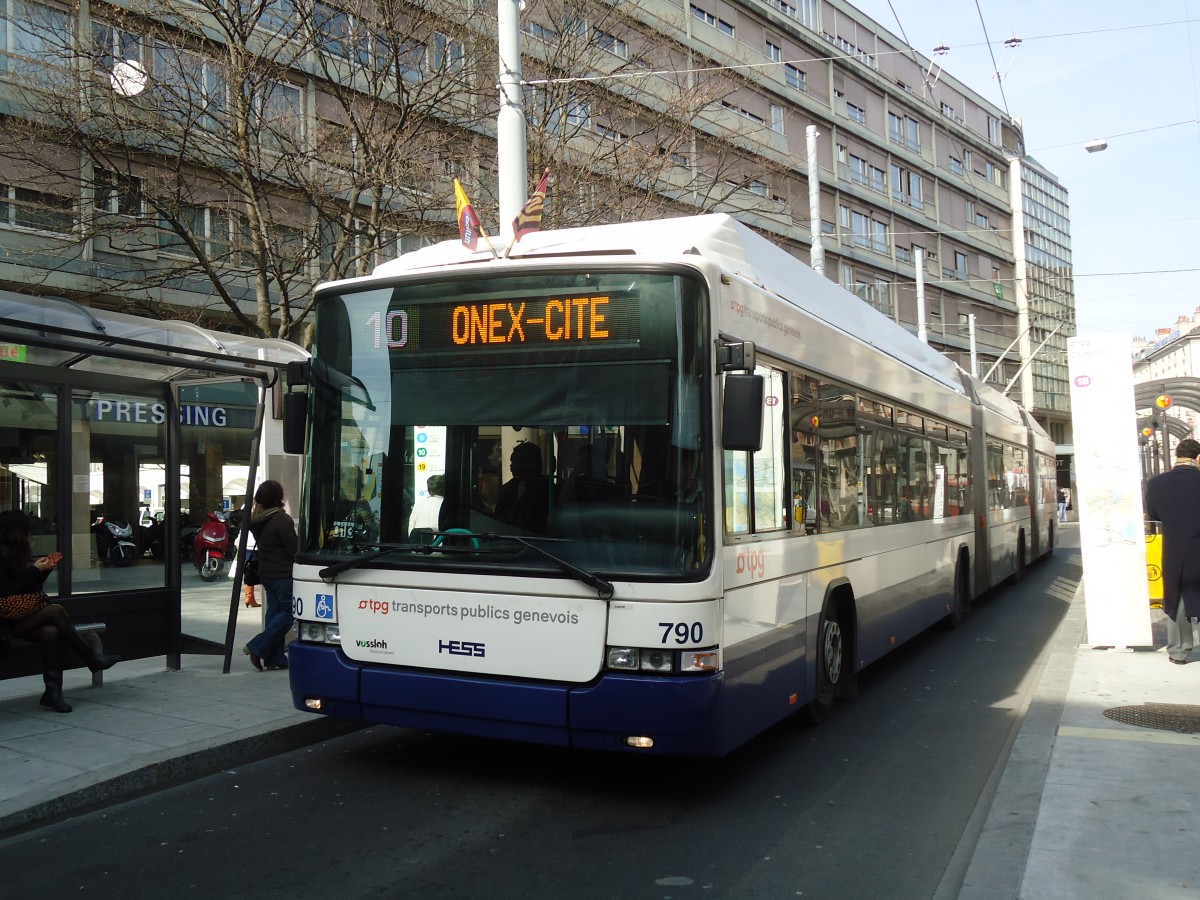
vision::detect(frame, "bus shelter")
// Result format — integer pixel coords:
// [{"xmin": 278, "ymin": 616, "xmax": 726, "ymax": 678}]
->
[{"xmin": 0, "ymin": 293, "xmax": 307, "ymax": 676}]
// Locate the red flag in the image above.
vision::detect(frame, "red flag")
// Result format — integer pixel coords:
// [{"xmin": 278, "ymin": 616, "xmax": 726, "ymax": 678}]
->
[
  {"xmin": 454, "ymin": 179, "xmax": 483, "ymax": 251},
  {"xmin": 511, "ymin": 169, "xmax": 550, "ymax": 242}
]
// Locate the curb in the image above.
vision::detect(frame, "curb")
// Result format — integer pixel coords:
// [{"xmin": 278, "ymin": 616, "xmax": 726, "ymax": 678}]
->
[{"xmin": 0, "ymin": 715, "xmax": 365, "ymax": 838}]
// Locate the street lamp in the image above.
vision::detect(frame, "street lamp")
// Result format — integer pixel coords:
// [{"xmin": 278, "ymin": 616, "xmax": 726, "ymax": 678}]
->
[{"xmin": 1084, "ymin": 139, "xmax": 1108, "ymax": 153}]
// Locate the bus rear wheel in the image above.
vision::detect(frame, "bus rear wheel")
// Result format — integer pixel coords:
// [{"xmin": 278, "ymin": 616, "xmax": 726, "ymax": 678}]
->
[
  {"xmin": 805, "ymin": 603, "xmax": 844, "ymax": 725},
  {"xmin": 944, "ymin": 557, "xmax": 969, "ymax": 630}
]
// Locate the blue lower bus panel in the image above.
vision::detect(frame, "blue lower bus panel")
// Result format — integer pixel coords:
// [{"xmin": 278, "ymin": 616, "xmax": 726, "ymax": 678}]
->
[{"xmin": 289, "ymin": 643, "xmax": 736, "ymax": 755}]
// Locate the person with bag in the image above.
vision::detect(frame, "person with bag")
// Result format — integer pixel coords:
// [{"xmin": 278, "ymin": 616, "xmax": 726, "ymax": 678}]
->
[
  {"xmin": 0, "ymin": 510, "xmax": 120, "ymax": 712},
  {"xmin": 242, "ymin": 481, "xmax": 297, "ymax": 671}
]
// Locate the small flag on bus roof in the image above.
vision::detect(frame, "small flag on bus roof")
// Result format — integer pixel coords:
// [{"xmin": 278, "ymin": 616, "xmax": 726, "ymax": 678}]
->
[
  {"xmin": 454, "ymin": 179, "xmax": 484, "ymax": 251},
  {"xmin": 511, "ymin": 168, "xmax": 550, "ymax": 243}
]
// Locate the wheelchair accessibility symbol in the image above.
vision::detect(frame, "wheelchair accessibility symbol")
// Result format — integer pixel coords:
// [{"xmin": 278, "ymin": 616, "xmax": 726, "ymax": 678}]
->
[{"xmin": 315, "ymin": 594, "xmax": 334, "ymax": 620}]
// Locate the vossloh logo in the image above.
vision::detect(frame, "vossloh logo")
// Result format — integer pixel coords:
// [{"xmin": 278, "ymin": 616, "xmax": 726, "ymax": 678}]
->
[{"xmin": 355, "ymin": 638, "xmax": 388, "ymax": 650}]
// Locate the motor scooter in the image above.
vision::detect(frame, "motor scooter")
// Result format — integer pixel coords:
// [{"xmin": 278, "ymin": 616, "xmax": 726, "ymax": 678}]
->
[
  {"xmin": 93, "ymin": 513, "xmax": 139, "ymax": 567},
  {"xmin": 193, "ymin": 510, "xmax": 232, "ymax": 581}
]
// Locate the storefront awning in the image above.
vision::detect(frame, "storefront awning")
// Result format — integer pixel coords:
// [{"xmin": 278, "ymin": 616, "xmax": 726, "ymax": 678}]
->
[{"xmin": 0, "ymin": 292, "xmax": 307, "ymax": 381}]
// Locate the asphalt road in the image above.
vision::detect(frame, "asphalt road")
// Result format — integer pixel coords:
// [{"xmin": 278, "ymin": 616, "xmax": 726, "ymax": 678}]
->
[{"xmin": 0, "ymin": 545, "xmax": 1080, "ymax": 900}]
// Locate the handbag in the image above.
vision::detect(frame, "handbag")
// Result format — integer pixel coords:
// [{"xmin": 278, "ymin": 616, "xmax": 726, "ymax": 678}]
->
[
  {"xmin": 0, "ymin": 590, "xmax": 50, "ymax": 623},
  {"xmin": 244, "ymin": 550, "xmax": 261, "ymax": 586}
]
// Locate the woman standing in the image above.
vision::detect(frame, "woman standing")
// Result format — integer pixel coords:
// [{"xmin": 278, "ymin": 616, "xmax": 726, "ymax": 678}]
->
[
  {"xmin": 242, "ymin": 481, "xmax": 297, "ymax": 671},
  {"xmin": 0, "ymin": 510, "xmax": 120, "ymax": 712}
]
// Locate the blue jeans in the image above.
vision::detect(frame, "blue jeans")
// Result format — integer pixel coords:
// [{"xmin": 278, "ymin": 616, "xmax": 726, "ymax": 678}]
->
[{"xmin": 247, "ymin": 577, "xmax": 293, "ymax": 668}]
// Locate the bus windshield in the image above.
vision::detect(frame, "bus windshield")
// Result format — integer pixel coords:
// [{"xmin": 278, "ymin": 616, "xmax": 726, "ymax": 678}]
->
[{"xmin": 301, "ymin": 268, "xmax": 711, "ymax": 580}]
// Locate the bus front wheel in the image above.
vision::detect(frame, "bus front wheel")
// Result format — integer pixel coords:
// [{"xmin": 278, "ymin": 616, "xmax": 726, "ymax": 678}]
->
[{"xmin": 805, "ymin": 603, "xmax": 844, "ymax": 725}]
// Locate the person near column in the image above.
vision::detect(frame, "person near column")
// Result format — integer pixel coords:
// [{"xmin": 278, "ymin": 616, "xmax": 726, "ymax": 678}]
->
[
  {"xmin": 1144, "ymin": 438, "xmax": 1200, "ymax": 665},
  {"xmin": 0, "ymin": 510, "xmax": 120, "ymax": 711},
  {"xmin": 1057, "ymin": 486, "xmax": 1069, "ymax": 523},
  {"xmin": 242, "ymin": 481, "xmax": 298, "ymax": 671}
]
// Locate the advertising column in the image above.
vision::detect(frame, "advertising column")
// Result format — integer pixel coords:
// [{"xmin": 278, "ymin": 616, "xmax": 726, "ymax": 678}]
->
[{"xmin": 1067, "ymin": 333, "xmax": 1152, "ymax": 648}]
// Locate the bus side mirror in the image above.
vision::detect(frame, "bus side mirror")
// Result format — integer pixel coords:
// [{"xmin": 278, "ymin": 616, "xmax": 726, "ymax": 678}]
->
[
  {"xmin": 722, "ymin": 374, "xmax": 764, "ymax": 451},
  {"xmin": 283, "ymin": 360, "xmax": 310, "ymax": 455},
  {"xmin": 283, "ymin": 392, "xmax": 308, "ymax": 454}
]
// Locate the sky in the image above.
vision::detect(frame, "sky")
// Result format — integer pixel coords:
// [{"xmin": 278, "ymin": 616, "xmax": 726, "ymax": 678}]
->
[{"xmin": 846, "ymin": 0, "xmax": 1200, "ymax": 339}]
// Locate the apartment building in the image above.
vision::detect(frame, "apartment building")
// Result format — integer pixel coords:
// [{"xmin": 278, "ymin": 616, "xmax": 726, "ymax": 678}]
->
[{"xmin": 0, "ymin": 0, "xmax": 1074, "ymax": 420}]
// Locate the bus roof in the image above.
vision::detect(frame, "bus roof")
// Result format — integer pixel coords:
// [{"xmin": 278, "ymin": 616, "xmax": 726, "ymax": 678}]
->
[{"xmin": 369, "ymin": 214, "xmax": 966, "ymax": 393}]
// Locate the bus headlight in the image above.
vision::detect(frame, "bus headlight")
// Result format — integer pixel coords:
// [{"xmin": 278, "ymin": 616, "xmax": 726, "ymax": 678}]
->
[
  {"xmin": 299, "ymin": 622, "xmax": 341, "ymax": 644},
  {"xmin": 607, "ymin": 647, "xmax": 638, "ymax": 669},
  {"xmin": 605, "ymin": 646, "xmax": 720, "ymax": 675}
]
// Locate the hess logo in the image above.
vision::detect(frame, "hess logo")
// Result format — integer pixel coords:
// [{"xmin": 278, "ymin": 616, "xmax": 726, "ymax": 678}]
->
[
  {"xmin": 439, "ymin": 640, "xmax": 485, "ymax": 657},
  {"xmin": 358, "ymin": 598, "xmax": 388, "ymax": 615}
]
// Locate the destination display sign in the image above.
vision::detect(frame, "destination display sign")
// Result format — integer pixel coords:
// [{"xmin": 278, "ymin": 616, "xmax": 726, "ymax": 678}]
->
[{"xmin": 363, "ymin": 293, "xmax": 641, "ymax": 353}]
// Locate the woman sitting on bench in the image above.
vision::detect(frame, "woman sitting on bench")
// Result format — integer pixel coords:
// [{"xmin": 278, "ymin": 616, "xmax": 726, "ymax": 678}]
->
[{"xmin": 0, "ymin": 510, "xmax": 120, "ymax": 713}]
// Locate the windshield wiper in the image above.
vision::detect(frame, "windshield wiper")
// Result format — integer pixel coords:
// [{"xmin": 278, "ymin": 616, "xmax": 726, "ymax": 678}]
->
[
  {"xmin": 314, "ymin": 533, "xmax": 615, "ymax": 600},
  {"xmin": 316, "ymin": 542, "xmax": 427, "ymax": 580},
  {"xmin": 480, "ymin": 532, "xmax": 615, "ymax": 600}
]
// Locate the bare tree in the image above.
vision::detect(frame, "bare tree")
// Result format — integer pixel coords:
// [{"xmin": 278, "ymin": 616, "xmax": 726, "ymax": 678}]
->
[{"xmin": 0, "ymin": 0, "xmax": 490, "ymax": 337}]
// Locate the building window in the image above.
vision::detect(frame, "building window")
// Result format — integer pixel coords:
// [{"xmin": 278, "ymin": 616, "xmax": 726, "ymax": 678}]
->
[
  {"xmin": 0, "ymin": 0, "xmax": 72, "ymax": 83},
  {"xmin": 849, "ymin": 154, "xmax": 868, "ymax": 186},
  {"xmin": 522, "ymin": 20, "xmax": 557, "ymax": 43},
  {"xmin": 0, "ymin": 184, "xmax": 74, "ymax": 233},
  {"xmin": 868, "ymin": 164, "xmax": 885, "ymax": 194},
  {"xmin": 152, "ymin": 44, "xmax": 228, "ymax": 131},
  {"xmin": 254, "ymin": 79, "xmax": 304, "ymax": 151},
  {"xmin": 987, "ymin": 115, "xmax": 1001, "ymax": 145},
  {"xmin": 954, "ymin": 250, "xmax": 968, "ymax": 280},
  {"xmin": 593, "ymin": 30, "xmax": 627, "ymax": 58},
  {"xmin": 846, "ymin": 101, "xmax": 866, "ymax": 124},
  {"xmin": 890, "ymin": 164, "xmax": 923, "ymax": 210},
  {"xmin": 949, "ymin": 156, "xmax": 963, "ymax": 176},
  {"xmin": 92, "ymin": 19, "xmax": 143, "ymax": 70},
  {"xmin": 691, "ymin": 4, "xmax": 734, "ymax": 36},
  {"xmin": 785, "ymin": 63, "xmax": 806, "ymax": 91},
  {"xmin": 770, "ymin": 104, "xmax": 784, "ymax": 134},
  {"xmin": 94, "ymin": 169, "xmax": 143, "ymax": 217},
  {"xmin": 765, "ymin": 40, "xmax": 781, "ymax": 62},
  {"xmin": 313, "ymin": 2, "xmax": 353, "ymax": 59},
  {"xmin": 432, "ymin": 33, "xmax": 464, "ymax": 72},
  {"xmin": 887, "ymin": 112, "xmax": 921, "ymax": 152},
  {"xmin": 566, "ymin": 96, "xmax": 591, "ymax": 130}
]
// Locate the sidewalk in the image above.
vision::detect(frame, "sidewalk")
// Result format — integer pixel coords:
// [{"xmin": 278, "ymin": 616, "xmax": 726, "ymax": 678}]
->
[
  {"xmin": 0, "ymin": 578, "xmax": 359, "ymax": 836},
  {"xmin": 958, "ymin": 526, "xmax": 1200, "ymax": 899}
]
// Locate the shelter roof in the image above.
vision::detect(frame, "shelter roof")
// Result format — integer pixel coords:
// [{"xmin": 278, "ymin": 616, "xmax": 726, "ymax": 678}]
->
[{"xmin": 0, "ymin": 292, "xmax": 306, "ymax": 381}]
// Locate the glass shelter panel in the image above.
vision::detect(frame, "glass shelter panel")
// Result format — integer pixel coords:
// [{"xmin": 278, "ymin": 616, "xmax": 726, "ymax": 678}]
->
[
  {"xmin": 71, "ymin": 389, "xmax": 167, "ymax": 591},
  {"xmin": 0, "ymin": 380, "xmax": 60, "ymax": 593}
]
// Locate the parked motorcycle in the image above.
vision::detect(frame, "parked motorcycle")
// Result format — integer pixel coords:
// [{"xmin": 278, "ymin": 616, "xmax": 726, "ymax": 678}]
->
[
  {"xmin": 93, "ymin": 513, "xmax": 139, "ymax": 567},
  {"xmin": 138, "ymin": 508, "xmax": 165, "ymax": 559},
  {"xmin": 193, "ymin": 509, "xmax": 233, "ymax": 581}
]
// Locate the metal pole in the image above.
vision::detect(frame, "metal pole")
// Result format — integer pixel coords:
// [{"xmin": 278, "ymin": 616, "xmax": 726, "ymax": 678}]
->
[
  {"xmin": 915, "ymin": 247, "xmax": 927, "ymax": 343},
  {"xmin": 969, "ymin": 314, "xmax": 978, "ymax": 378},
  {"xmin": 497, "ymin": 0, "xmax": 526, "ymax": 242},
  {"xmin": 806, "ymin": 125, "xmax": 824, "ymax": 276},
  {"xmin": 1161, "ymin": 416, "xmax": 1172, "ymax": 473}
]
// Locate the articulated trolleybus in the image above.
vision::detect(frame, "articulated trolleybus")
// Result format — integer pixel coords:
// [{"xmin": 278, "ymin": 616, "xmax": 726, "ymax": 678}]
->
[{"xmin": 286, "ymin": 214, "xmax": 1055, "ymax": 757}]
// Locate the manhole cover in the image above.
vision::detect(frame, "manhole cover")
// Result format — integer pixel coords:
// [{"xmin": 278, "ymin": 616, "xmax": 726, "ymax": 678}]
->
[{"xmin": 1103, "ymin": 703, "xmax": 1200, "ymax": 734}]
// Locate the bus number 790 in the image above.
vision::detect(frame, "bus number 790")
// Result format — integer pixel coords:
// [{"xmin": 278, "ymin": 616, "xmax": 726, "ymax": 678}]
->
[{"xmin": 660, "ymin": 622, "xmax": 703, "ymax": 644}]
